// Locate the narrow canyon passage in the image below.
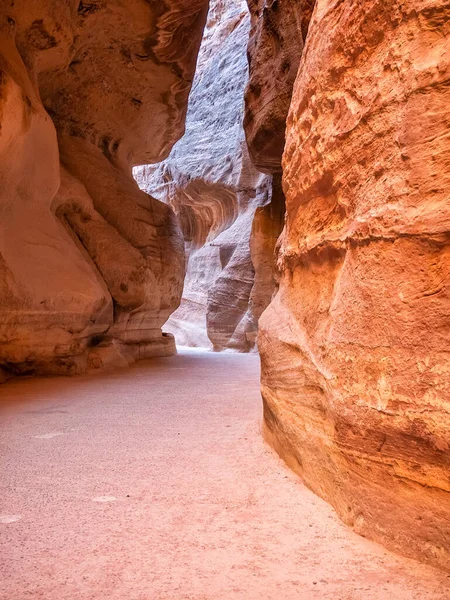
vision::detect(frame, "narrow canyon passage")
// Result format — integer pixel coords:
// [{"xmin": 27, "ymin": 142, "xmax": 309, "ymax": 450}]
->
[{"xmin": 1, "ymin": 352, "xmax": 449, "ymax": 600}]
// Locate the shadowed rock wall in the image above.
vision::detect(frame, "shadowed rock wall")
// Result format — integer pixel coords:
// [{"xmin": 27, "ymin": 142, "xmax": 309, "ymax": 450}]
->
[
  {"xmin": 0, "ymin": 0, "xmax": 208, "ymax": 379},
  {"xmin": 244, "ymin": 0, "xmax": 314, "ymax": 173},
  {"xmin": 256, "ymin": 0, "xmax": 450, "ymax": 570}
]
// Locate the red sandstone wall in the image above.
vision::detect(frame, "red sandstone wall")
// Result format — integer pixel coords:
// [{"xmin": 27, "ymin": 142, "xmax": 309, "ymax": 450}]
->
[
  {"xmin": 0, "ymin": 1, "xmax": 208, "ymax": 378},
  {"xmin": 259, "ymin": 0, "xmax": 450, "ymax": 569}
]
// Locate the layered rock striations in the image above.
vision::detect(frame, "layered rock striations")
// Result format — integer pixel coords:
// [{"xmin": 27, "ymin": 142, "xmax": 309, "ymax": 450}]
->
[
  {"xmin": 259, "ymin": 0, "xmax": 450, "ymax": 569},
  {"xmin": 244, "ymin": 0, "xmax": 314, "ymax": 173},
  {"xmin": 0, "ymin": 0, "xmax": 208, "ymax": 378},
  {"xmin": 136, "ymin": 0, "xmax": 283, "ymax": 351},
  {"xmin": 1, "ymin": 0, "xmax": 449, "ymax": 574}
]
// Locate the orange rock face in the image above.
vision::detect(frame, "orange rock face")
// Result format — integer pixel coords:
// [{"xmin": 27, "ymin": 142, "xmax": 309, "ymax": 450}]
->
[
  {"xmin": 259, "ymin": 0, "xmax": 450, "ymax": 569},
  {"xmin": 0, "ymin": 1, "xmax": 208, "ymax": 377}
]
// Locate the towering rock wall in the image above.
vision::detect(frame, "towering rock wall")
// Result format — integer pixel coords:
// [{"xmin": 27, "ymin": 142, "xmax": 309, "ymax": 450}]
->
[
  {"xmin": 244, "ymin": 0, "xmax": 314, "ymax": 173},
  {"xmin": 258, "ymin": 0, "xmax": 450, "ymax": 569},
  {"xmin": 136, "ymin": 0, "xmax": 283, "ymax": 351},
  {"xmin": 0, "ymin": 0, "xmax": 208, "ymax": 379}
]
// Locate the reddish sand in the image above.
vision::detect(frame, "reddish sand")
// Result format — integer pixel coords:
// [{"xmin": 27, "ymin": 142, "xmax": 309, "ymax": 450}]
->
[{"xmin": 1, "ymin": 350, "xmax": 449, "ymax": 599}]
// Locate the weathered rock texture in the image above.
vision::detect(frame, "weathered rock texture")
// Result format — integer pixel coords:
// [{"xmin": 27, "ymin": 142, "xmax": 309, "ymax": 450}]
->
[
  {"xmin": 0, "ymin": 0, "xmax": 208, "ymax": 378},
  {"xmin": 244, "ymin": 0, "xmax": 314, "ymax": 173},
  {"xmin": 259, "ymin": 0, "xmax": 450, "ymax": 570},
  {"xmin": 135, "ymin": 0, "xmax": 283, "ymax": 351}
]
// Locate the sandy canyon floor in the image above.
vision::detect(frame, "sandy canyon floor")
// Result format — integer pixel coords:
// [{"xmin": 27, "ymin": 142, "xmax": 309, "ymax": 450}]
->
[{"xmin": 1, "ymin": 350, "xmax": 449, "ymax": 599}]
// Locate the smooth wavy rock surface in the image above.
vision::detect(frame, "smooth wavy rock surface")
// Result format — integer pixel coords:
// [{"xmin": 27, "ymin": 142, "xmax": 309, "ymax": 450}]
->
[{"xmin": 0, "ymin": 0, "xmax": 208, "ymax": 378}]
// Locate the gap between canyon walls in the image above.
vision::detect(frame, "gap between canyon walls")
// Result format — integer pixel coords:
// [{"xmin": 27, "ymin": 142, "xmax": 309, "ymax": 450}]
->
[
  {"xmin": 134, "ymin": 0, "xmax": 314, "ymax": 353},
  {"xmin": 135, "ymin": 0, "xmax": 286, "ymax": 352}
]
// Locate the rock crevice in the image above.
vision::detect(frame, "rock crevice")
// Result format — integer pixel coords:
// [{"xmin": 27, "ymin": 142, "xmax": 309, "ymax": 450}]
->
[{"xmin": 136, "ymin": 0, "xmax": 283, "ymax": 352}]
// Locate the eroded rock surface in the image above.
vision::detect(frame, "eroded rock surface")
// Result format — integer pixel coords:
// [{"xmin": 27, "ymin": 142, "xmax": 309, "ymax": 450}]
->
[
  {"xmin": 259, "ymin": 0, "xmax": 450, "ymax": 569},
  {"xmin": 0, "ymin": 0, "xmax": 208, "ymax": 377},
  {"xmin": 136, "ymin": 0, "xmax": 282, "ymax": 351},
  {"xmin": 244, "ymin": 0, "xmax": 314, "ymax": 173}
]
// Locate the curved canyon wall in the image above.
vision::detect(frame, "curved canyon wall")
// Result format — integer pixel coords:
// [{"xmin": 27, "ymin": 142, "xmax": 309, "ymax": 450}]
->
[
  {"xmin": 1, "ymin": 0, "xmax": 449, "ymax": 572},
  {"xmin": 0, "ymin": 0, "xmax": 208, "ymax": 379},
  {"xmin": 135, "ymin": 0, "xmax": 284, "ymax": 351},
  {"xmin": 257, "ymin": 0, "xmax": 450, "ymax": 570},
  {"xmin": 244, "ymin": 0, "xmax": 314, "ymax": 174}
]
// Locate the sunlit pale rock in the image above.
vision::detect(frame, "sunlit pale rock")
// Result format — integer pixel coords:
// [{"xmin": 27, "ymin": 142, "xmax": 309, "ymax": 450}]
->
[{"xmin": 135, "ymin": 0, "xmax": 281, "ymax": 352}]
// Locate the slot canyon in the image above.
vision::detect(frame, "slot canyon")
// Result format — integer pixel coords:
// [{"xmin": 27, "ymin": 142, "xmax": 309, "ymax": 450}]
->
[{"xmin": 1, "ymin": 0, "xmax": 450, "ymax": 597}]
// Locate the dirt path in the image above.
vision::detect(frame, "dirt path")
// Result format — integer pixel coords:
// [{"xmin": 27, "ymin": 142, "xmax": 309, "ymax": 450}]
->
[{"xmin": 1, "ymin": 350, "xmax": 449, "ymax": 599}]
